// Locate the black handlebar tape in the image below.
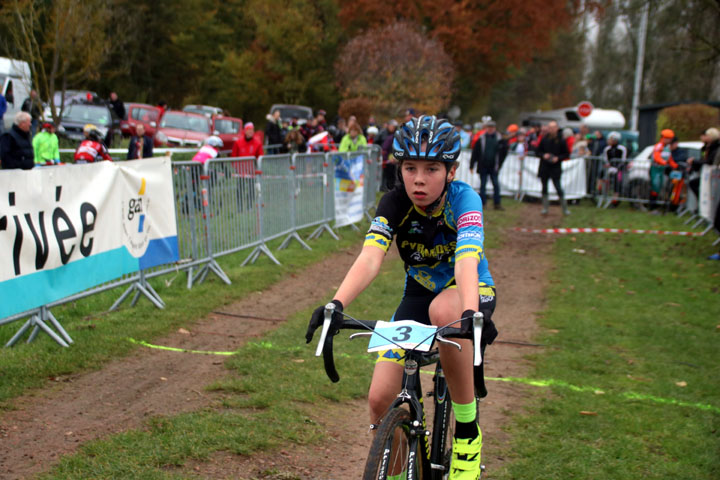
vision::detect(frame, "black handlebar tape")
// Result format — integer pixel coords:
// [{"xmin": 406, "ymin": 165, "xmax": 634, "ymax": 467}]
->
[
  {"xmin": 474, "ymin": 363, "xmax": 488, "ymax": 399},
  {"xmin": 323, "ymin": 334, "xmax": 340, "ymax": 383},
  {"xmin": 474, "ymin": 344, "xmax": 488, "ymax": 399}
]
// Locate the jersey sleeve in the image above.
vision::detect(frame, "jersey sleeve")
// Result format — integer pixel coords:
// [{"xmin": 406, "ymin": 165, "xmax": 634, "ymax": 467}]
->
[
  {"xmin": 363, "ymin": 190, "xmax": 400, "ymax": 253},
  {"xmin": 653, "ymin": 143, "xmax": 667, "ymax": 166},
  {"xmin": 452, "ymin": 184, "xmax": 485, "ymax": 263}
]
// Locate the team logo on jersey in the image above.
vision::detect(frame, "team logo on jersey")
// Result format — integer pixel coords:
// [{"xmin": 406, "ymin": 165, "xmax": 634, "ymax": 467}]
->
[
  {"xmin": 408, "ymin": 220, "xmax": 423, "ymax": 235},
  {"xmin": 457, "ymin": 211, "xmax": 483, "ymax": 229},
  {"xmin": 369, "ymin": 216, "xmax": 392, "ymax": 238}
]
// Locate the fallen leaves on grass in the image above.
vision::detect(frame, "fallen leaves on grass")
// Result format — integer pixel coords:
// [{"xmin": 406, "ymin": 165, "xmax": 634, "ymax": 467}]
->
[
  {"xmin": 675, "ymin": 381, "xmax": 687, "ymax": 387},
  {"xmin": 579, "ymin": 411, "xmax": 598, "ymax": 416}
]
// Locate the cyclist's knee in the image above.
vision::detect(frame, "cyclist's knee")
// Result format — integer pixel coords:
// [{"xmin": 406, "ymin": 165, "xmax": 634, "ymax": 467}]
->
[
  {"xmin": 368, "ymin": 387, "xmax": 395, "ymax": 423},
  {"xmin": 428, "ymin": 298, "xmax": 457, "ymax": 327}
]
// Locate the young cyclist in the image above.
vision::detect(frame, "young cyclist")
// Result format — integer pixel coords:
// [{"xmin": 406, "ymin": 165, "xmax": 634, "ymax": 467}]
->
[
  {"xmin": 74, "ymin": 124, "xmax": 112, "ymax": 163},
  {"xmin": 306, "ymin": 115, "xmax": 498, "ymax": 480}
]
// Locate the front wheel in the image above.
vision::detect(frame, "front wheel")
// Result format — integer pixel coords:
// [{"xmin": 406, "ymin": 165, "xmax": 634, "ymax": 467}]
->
[{"xmin": 363, "ymin": 408, "xmax": 422, "ymax": 480}]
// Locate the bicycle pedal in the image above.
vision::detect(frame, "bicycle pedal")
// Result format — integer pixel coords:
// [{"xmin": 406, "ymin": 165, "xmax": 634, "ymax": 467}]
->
[{"xmin": 368, "ymin": 423, "xmax": 378, "ymax": 433}]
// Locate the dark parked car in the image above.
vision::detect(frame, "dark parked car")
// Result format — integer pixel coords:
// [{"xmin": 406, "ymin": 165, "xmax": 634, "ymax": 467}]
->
[
  {"xmin": 57, "ymin": 103, "xmax": 121, "ymax": 147},
  {"xmin": 268, "ymin": 104, "xmax": 313, "ymax": 126},
  {"xmin": 182, "ymin": 104, "xmax": 224, "ymax": 117}
]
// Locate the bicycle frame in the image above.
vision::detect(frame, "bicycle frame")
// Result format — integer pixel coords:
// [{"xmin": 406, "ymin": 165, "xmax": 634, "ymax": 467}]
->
[
  {"xmin": 373, "ymin": 351, "xmax": 439, "ymax": 478},
  {"xmin": 313, "ymin": 304, "xmax": 488, "ymax": 480}
]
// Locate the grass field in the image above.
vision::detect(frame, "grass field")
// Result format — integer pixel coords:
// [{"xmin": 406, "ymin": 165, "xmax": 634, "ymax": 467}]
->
[
  {"xmin": 495, "ymin": 204, "xmax": 720, "ymax": 480},
  {"xmin": 5, "ymin": 199, "xmax": 719, "ymax": 479}
]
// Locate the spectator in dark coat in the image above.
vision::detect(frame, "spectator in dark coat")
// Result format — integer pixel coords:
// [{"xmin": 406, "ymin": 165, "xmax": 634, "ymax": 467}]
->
[
  {"xmin": 469, "ymin": 120, "xmax": 507, "ymax": 210},
  {"xmin": 108, "ymin": 92, "xmax": 126, "ymax": 120},
  {"xmin": 0, "ymin": 111, "xmax": 34, "ymax": 169},
  {"xmin": 536, "ymin": 121, "xmax": 570, "ymax": 215},
  {"xmin": 127, "ymin": 124, "xmax": 154, "ymax": 159},
  {"xmin": 380, "ymin": 120, "xmax": 398, "ymax": 191},
  {"xmin": 21, "ymin": 89, "xmax": 42, "ymax": 137},
  {"xmin": 265, "ymin": 108, "xmax": 284, "ymax": 146}
]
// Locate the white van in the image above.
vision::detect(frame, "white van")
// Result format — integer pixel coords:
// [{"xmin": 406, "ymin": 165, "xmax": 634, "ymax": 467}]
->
[
  {"xmin": 0, "ymin": 57, "xmax": 32, "ymax": 131},
  {"xmin": 521, "ymin": 106, "xmax": 626, "ymax": 131}
]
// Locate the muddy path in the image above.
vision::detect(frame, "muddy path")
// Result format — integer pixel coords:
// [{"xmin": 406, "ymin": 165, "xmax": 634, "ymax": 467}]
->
[{"xmin": 0, "ymin": 202, "xmax": 561, "ymax": 479}]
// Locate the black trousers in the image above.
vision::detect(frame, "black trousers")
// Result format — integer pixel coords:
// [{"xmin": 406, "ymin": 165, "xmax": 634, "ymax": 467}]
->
[{"xmin": 540, "ymin": 174, "xmax": 564, "ymax": 198}]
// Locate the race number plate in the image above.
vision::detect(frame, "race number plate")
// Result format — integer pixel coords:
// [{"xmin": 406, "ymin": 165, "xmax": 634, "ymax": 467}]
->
[{"xmin": 367, "ymin": 320, "xmax": 437, "ymax": 353}]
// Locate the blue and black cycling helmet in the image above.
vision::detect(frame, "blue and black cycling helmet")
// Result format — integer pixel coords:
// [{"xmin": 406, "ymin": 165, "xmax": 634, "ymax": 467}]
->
[{"xmin": 392, "ymin": 115, "xmax": 461, "ymax": 163}]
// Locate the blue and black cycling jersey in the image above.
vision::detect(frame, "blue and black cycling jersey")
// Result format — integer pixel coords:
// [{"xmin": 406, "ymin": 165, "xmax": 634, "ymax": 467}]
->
[{"xmin": 364, "ymin": 180, "xmax": 494, "ymax": 293}]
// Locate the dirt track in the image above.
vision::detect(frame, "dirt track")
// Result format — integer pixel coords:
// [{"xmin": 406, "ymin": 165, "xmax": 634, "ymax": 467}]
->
[{"xmin": 0, "ymin": 203, "xmax": 561, "ymax": 480}]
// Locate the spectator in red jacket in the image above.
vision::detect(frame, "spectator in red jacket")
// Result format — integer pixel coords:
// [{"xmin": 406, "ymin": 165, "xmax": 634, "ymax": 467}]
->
[{"xmin": 231, "ymin": 122, "xmax": 264, "ymax": 159}]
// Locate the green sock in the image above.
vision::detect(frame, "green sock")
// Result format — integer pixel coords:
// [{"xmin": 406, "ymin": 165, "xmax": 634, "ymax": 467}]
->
[
  {"xmin": 388, "ymin": 471, "xmax": 407, "ymax": 480},
  {"xmin": 452, "ymin": 400, "xmax": 477, "ymax": 423},
  {"xmin": 453, "ymin": 399, "xmax": 479, "ymax": 439}
]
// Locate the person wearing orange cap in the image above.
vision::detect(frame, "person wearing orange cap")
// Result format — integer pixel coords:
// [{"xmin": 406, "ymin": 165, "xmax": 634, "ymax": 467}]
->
[
  {"xmin": 650, "ymin": 128, "xmax": 678, "ymax": 210},
  {"xmin": 505, "ymin": 124, "xmax": 519, "ymax": 146}
]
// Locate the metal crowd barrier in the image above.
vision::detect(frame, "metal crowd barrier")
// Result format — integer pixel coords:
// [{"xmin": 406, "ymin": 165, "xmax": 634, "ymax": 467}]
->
[{"xmin": 3, "ymin": 147, "xmax": 376, "ymax": 345}]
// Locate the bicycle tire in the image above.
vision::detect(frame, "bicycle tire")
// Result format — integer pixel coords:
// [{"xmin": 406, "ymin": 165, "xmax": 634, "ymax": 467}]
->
[{"xmin": 363, "ymin": 408, "xmax": 422, "ymax": 480}]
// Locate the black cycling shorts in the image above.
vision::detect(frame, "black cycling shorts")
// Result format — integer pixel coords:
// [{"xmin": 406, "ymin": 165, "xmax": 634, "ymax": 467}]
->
[{"xmin": 376, "ymin": 276, "xmax": 496, "ymax": 364}]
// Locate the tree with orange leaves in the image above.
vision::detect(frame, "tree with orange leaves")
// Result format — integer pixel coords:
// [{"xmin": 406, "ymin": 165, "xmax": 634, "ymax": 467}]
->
[
  {"xmin": 339, "ymin": 0, "xmax": 576, "ymax": 105},
  {"xmin": 335, "ymin": 21, "xmax": 455, "ymax": 121}
]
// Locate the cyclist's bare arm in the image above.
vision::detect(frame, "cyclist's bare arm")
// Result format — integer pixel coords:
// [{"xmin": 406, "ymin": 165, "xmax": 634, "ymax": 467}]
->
[
  {"xmin": 333, "ymin": 245, "xmax": 385, "ymax": 308},
  {"xmin": 455, "ymin": 256, "xmax": 480, "ymax": 313}
]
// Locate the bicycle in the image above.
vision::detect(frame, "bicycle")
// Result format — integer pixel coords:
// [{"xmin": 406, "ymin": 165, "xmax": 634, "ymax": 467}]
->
[
  {"xmin": 311, "ymin": 303, "xmax": 490, "ymax": 480},
  {"xmin": 660, "ymin": 161, "xmax": 689, "ymax": 215}
]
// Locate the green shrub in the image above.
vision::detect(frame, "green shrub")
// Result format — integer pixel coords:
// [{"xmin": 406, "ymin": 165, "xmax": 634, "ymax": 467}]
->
[{"xmin": 657, "ymin": 103, "xmax": 720, "ymax": 141}]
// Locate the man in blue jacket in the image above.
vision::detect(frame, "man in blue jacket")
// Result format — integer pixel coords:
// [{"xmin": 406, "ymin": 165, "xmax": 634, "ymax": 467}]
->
[{"xmin": 0, "ymin": 91, "xmax": 7, "ymax": 134}]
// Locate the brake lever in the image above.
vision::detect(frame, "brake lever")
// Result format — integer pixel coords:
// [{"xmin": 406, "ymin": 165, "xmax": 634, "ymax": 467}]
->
[
  {"xmin": 473, "ymin": 311, "xmax": 484, "ymax": 366},
  {"xmin": 349, "ymin": 332, "xmax": 373, "ymax": 340},
  {"xmin": 435, "ymin": 334, "xmax": 462, "ymax": 351},
  {"xmin": 315, "ymin": 302, "xmax": 336, "ymax": 357}
]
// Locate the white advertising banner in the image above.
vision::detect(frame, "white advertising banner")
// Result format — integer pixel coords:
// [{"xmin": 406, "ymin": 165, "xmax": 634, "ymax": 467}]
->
[
  {"xmin": 333, "ymin": 152, "xmax": 365, "ymax": 227},
  {"xmin": 698, "ymin": 165, "xmax": 720, "ymax": 222},
  {"xmin": 457, "ymin": 151, "xmax": 588, "ymax": 200},
  {"xmin": 0, "ymin": 157, "xmax": 179, "ymax": 319}
]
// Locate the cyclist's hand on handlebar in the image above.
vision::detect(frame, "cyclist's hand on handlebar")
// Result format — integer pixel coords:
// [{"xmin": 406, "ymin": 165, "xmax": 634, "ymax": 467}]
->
[
  {"xmin": 460, "ymin": 309, "xmax": 498, "ymax": 346},
  {"xmin": 305, "ymin": 299, "xmax": 343, "ymax": 344}
]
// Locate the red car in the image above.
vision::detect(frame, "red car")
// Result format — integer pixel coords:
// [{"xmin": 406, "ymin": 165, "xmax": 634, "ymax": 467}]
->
[
  {"xmin": 211, "ymin": 115, "xmax": 243, "ymax": 150},
  {"xmin": 154, "ymin": 110, "xmax": 212, "ymax": 148},
  {"xmin": 121, "ymin": 103, "xmax": 163, "ymax": 137}
]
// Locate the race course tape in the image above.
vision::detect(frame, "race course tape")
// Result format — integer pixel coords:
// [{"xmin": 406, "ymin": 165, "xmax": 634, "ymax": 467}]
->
[
  {"xmin": 129, "ymin": 338, "xmax": 719, "ymax": 414},
  {"xmin": 514, "ymin": 227, "xmax": 706, "ymax": 236},
  {"xmin": 127, "ymin": 337, "xmax": 237, "ymax": 356},
  {"xmin": 487, "ymin": 376, "xmax": 720, "ymax": 414}
]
